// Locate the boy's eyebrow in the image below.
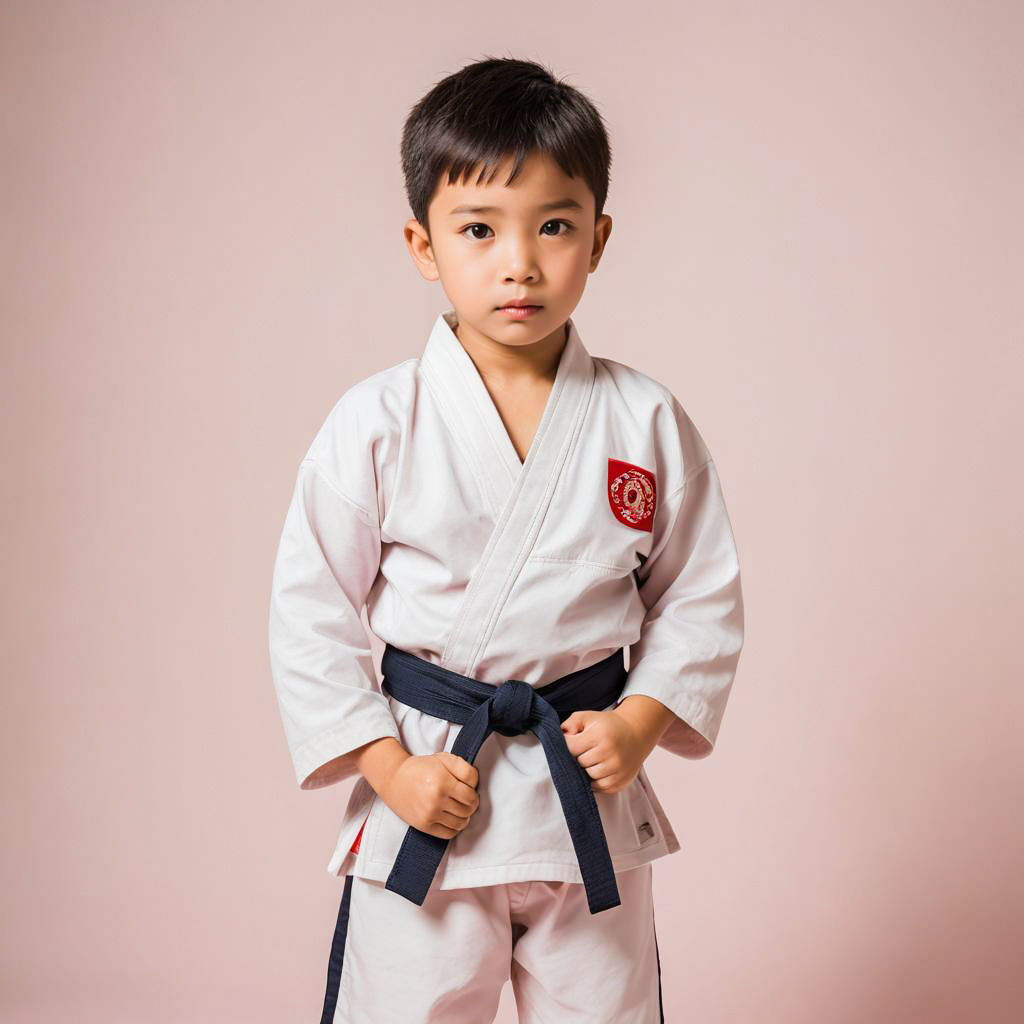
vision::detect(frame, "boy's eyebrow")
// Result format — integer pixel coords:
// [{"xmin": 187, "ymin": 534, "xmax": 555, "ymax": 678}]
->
[{"xmin": 447, "ymin": 197, "xmax": 584, "ymax": 216}]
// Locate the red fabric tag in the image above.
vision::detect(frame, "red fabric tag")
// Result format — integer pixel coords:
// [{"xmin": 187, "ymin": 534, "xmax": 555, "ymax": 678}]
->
[
  {"xmin": 349, "ymin": 816, "xmax": 369, "ymax": 854},
  {"xmin": 607, "ymin": 458, "xmax": 657, "ymax": 532}
]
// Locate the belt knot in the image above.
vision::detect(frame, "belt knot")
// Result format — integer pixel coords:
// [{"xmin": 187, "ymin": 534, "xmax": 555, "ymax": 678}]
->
[{"xmin": 489, "ymin": 679, "xmax": 535, "ymax": 736}]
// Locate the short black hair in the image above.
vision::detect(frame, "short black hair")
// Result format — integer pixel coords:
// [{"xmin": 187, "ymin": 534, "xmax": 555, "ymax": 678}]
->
[{"xmin": 401, "ymin": 56, "xmax": 612, "ymax": 240}]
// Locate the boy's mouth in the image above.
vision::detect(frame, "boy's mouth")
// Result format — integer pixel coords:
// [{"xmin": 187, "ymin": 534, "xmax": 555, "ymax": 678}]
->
[
  {"xmin": 497, "ymin": 301, "xmax": 544, "ymax": 319},
  {"xmin": 497, "ymin": 305, "xmax": 544, "ymax": 317}
]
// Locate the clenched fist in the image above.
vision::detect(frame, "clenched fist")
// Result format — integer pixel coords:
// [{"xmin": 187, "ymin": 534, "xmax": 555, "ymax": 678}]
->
[
  {"xmin": 379, "ymin": 751, "xmax": 481, "ymax": 840},
  {"xmin": 561, "ymin": 709, "xmax": 647, "ymax": 794}
]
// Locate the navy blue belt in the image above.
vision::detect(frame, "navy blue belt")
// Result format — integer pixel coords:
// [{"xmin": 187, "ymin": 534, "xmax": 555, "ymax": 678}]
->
[{"xmin": 379, "ymin": 643, "xmax": 629, "ymax": 915}]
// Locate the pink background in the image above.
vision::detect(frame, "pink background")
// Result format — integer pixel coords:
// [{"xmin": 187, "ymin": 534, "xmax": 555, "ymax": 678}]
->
[{"xmin": 3, "ymin": 2, "xmax": 1021, "ymax": 1021}]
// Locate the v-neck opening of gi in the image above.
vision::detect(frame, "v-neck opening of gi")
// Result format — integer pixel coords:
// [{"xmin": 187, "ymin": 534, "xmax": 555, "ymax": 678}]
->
[
  {"xmin": 418, "ymin": 308, "xmax": 596, "ymax": 675},
  {"xmin": 439, "ymin": 309, "xmax": 575, "ymax": 481}
]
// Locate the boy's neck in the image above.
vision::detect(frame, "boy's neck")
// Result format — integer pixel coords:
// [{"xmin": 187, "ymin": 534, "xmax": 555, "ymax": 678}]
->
[{"xmin": 453, "ymin": 316, "xmax": 568, "ymax": 388}]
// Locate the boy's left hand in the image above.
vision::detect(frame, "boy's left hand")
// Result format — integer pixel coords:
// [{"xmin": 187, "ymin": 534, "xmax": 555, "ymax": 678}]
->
[{"xmin": 560, "ymin": 708, "xmax": 655, "ymax": 794}]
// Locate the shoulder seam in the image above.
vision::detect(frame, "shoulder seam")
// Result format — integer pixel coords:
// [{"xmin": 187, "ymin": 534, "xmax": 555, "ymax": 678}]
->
[
  {"xmin": 663, "ymin": 457, "xmax": 713, "ymax": 505},
  {"xmin": 300, "ymin": 458, "xmax": 377, "ymax": 527}
]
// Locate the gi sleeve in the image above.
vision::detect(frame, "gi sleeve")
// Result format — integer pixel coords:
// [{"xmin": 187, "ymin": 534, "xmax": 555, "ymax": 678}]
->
[
  {"xmin": 268, "ymin": 457, "xmax": 401, "ymax": 789},
  {"xmin": 616, "ymin": 457, "xmax": 744, "ymax": 759}
]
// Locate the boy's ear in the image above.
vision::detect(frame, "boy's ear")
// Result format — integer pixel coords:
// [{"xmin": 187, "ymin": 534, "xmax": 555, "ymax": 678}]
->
[
  {"xmin": 404, "ymin": 218, "xmax": 439, "ymax": 281},
  {"xmin": 589, "ymin": 213, "xmax": 613, "ymax": 272}
]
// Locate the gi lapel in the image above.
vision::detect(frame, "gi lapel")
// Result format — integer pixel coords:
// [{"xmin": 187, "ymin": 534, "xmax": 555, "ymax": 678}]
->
[{"xmin": 419, "ymin": 309, "xmax": 595, "ymax": 677}]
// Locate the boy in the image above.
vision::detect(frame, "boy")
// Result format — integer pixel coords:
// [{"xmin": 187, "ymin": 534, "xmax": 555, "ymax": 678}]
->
[{"xmin": 269, "ymin": 56, "xmax": 744, "ymax": 1024}]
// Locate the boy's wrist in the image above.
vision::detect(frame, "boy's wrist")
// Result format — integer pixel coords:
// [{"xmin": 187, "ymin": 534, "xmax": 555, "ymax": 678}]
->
[
  {"xmin": 354, "ymin": 736, "xmax": 410, "ymax": 796},
  {"xmin": 612, "ymin": 695, "xmax": 675, "ymax": 755}
]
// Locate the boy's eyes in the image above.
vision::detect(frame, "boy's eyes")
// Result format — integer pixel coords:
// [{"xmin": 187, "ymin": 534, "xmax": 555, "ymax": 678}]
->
[{"xmin": 459, "ymin": 219, "xmax": 575, "ymax": 241}]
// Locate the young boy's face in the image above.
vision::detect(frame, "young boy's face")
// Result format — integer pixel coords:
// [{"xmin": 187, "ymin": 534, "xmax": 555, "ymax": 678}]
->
[{"xmin": 405, "ymin": 150, "xmax": 612, "ymax": 351}]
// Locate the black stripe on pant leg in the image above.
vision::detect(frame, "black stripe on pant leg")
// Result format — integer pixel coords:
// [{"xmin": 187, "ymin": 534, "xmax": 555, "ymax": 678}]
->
[
  {"xmin": 320, "ymin": 874, "xmax": 354, "ymax": 1024},
  {"xmin": 653, "ymin": 912, "xmax": 664, "ymax": 1023}
]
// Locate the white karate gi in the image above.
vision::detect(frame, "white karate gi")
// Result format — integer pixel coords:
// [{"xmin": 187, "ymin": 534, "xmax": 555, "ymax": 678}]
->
[{"xmin": 268, "ymin": 309, "xmax": 744, "ymax": 895}]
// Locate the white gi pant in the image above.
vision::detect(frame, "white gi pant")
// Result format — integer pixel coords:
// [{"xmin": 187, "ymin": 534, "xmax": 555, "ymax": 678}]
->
[{"xmin": 321, "ymin": 862, "xmax": 664, "ymax": 1023}]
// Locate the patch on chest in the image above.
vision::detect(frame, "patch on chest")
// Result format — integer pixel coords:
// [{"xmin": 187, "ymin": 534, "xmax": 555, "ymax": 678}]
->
[{"xmin": 607, "ymin": 458, "xmax": 657, "ymax": 532}]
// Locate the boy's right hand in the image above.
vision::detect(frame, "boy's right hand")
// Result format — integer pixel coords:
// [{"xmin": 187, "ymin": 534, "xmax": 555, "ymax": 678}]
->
[{"xmin": 378, "ymin": 752, "xmax": 481, "ymax": 840}]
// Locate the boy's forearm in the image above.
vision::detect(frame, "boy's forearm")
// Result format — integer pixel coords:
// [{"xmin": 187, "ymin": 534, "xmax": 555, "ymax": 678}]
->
[
  {"xmin": 612, "ymin": 694, "xmax": 676, "ymax": 755},
  {"xmin": 353, "ymin": 736, "xmax": 410, "ymax": 795}
]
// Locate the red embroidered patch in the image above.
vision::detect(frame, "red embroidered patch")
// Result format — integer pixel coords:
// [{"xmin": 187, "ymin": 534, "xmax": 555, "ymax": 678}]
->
[{"xmin": 607, "ymin": 458, "xmax": 657, "ymax": 532}]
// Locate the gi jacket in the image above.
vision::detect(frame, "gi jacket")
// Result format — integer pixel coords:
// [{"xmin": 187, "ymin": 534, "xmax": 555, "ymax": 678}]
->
[{"xmin": 268, "ymin": 309, "xmax": 745, "ymax": 889}]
